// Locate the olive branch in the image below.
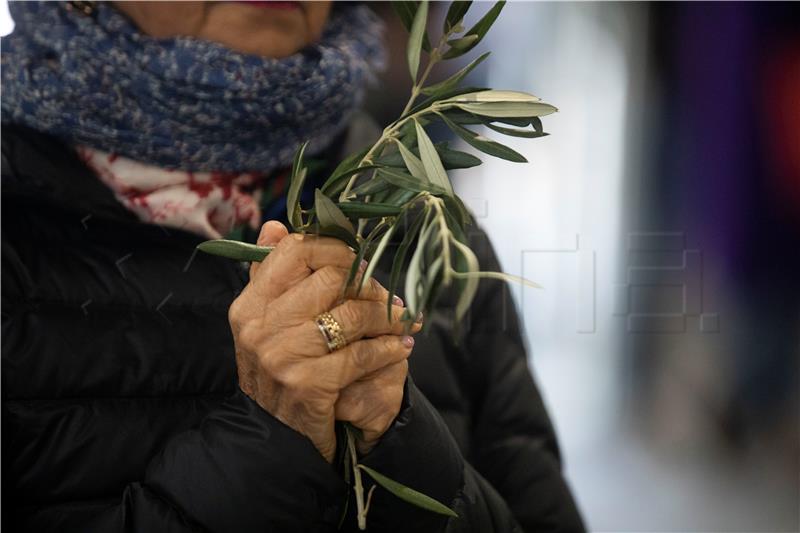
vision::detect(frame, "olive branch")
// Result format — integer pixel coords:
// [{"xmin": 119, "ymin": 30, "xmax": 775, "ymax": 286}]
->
[{"xmin": 198, "ymin": 1, "xmax": 555, "ymax": 529}]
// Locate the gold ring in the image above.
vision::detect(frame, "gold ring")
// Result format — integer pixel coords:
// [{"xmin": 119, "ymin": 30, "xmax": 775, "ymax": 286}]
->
[{"xmin": 315, "ymin": 312, "xmax": 348, "ymax": 352}]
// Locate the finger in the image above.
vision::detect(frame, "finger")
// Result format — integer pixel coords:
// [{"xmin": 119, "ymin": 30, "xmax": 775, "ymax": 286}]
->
[
  {"xmin": 328, "ymin": 300, "xmax": 421, "ymax": 344},
  {"xmin": 270, "ymin": 266, "xmax": 393, "ymax": 322},
  {"xmin": 319, "ymin": 334, "xmax": 414, "ymax": 389},
  {"xmin": 335, "ymin": 360, "xmax": 408, "ymax": 450},
  {"xmin": 335, "ymin": 360, "xmax": 407, "ymax": 419},
  {"xmin": 249, "ymin": 220, "xmax": 289, "ymax": 278},
  {"xmin": 296, "ymin": 300, "xmax": 420, "ymax": 353},
  {"xmin": 250, "ymin": 233, "xmax": 358, "ymax": 303}
]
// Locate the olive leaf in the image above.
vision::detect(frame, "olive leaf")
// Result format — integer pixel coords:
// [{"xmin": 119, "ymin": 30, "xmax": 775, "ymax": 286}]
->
[
  {"xmin": 379, "ymin": 167, "xmax": 447, "ymax": 195},
  {"xmin": 396, "ymin": 139, "xmax": 429, "ymax": 182},
  {"xmin": 196, "ymin": 240, "xmax": 273, "ymax": 263},
  {"xmin": 393, "ymin": 1, "xmax": 432, "ymax": 52},
  {"xmin": 378, "ymin": 143, "xmax": 482, "ymax": 170},
  {"xmin": 407, "ymin": 0, "xmax": 429, "ymax": 80},
  {"xmin": 315, "ymin": 188, "xmax": 354, "ymax": 234},
  {"xmin": 404, "ymin": 219, "xmax": 438, "ymax": 316},
  {"xmin": 443, "ymin": 0, "xmax": 472, "ymax": 32},
  {"xmin": 338, "ymin": 201, "xmax": 403, "ymax": 218},
  {"xmin": 456, "ymin": 101, "xmax": 557, "ymax": 118},
  {"xmin": 323, "ymin": 164, "xmax": 383, "ymax": 198},
  {"xmin": 485, "ymin": 122, "xmax": 548, "ymax": 138},
  {"xmin": 414, "ymin": 120, "xmax": 454, "ymax": 196},
  {"xmin": 451, "ymin": 238, "xmax": 480, "ymax": 320},
  {"xmin": 357, "ymin": 465, "xmax": 458, "ymax": 517},
  {"xmin": 387, "ymin": 208, "xmax": 428, "ymax": 320},
  {"xmin": 287, "ymin": 141, "xmax": 309, "ymax": 231},
  {"xmin": 442, "ymin": 0, "xmax": 505, "ymax": 59},
  {"xmin": 438, "ymin": 113, "xmax": 527, "ymax": 162},
  {"xmin": 360, "ymin": 221, "xmax": 398, "ymax": 294},
  {"xmin": 311, "ymin": 223, "xmax": 360, "ymax": 250},
  {"xmin": 322, "ymin": 146, "xmax": 369, "ymax": 196},
  {"xmin": 420, "ymin": 52, "xmax": 489, "ymax": 97},
  {"xmin": 449, "ymin": 89, "xmax": 541, "ymax": 102},
  {"xmin": 447, "ymin": 35, "xmax": 479, "ymax": 50}
]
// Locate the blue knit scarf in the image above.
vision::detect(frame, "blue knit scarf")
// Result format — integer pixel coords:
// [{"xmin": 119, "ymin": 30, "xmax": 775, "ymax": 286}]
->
[{"xmin": 1, "ymin": 2, "xmax": 385, "ymax": 172}]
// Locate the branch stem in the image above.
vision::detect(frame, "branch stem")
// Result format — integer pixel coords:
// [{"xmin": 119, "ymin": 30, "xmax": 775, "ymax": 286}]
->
[{"xmin": 347, "ymin": 428, "xmax": 368, "ymax": 530}]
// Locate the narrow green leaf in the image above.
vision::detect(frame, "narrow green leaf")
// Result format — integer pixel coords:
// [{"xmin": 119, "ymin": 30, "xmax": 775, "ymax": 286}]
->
[
  {"xmin": 379, "ymin": 167, "xmax": 446, "ymax": 195},
  {"xmin": 444, "ymin": 0, "xmax": 472, "ymax": 32},
  {"xmin": 196, "ymin": 240, "xmax": 273, "ymax": 263},
  {"xmin": 438, "ymin": 146, "xmax": 482, "ymax": 169},
  {"xmin": 455, "ymin": 101, "xmax": 557, "ymax": 118},
  {"xmin": 443, "ymin": 109, "xmax": 536, "ymax": 128},
  {"xmin": 449, "ymin": 89, "xmax": 542, "ymax": 103},
  {"xmin": 374, "ymin": 151, "xmax": 406, "ymax": 168},
  {"xmin": 398, "ymin": 119, "xmax": 419, "ymax": 147},
  {"xmin": 418, "ymin": 255, "xmax": 444, "ymax": 315},
  {"xmin": 379, "ymin": 142, "xmax": 481, "ymax": 171},
  {"xmin": 396, "ymin": 140, "xmax": 428, "ymax": 181},
  {"xmin": 315, "ymin": 189, "xmax": 354, "ymax": 234},
  {"xmin": 442, "ymin": 0, "xmax": 505, "ymax": 59},
  {"xmin": 328, "ymin": 164, "xmax": 382, "ymax": 189},
  {"xmin": 420, "ymin": 52, "xmax": 489, "ymax": 97},
  {"xmin": 382, "ymin": 188, "xmax": 419, "ymax": 207},
  {"xmin": 360, "ymin": 221, "xmax": 398, "ymax": 294},
  {"xmin": 387, "ymin": 208, "xmax": 427, "ymax": 321},
  {"xmin": 442, "ymin": 194, "xmax": 472, "ymax": 228},
  {"xmin": 400, "ymin": 86, "xmax": 489, "ymax": 120},
  {"xmin": 357, "ymin": 465, "xmax": 458, "ymax": 518},
  {"xmin": 446, "ymin": 35, "xmax": 479, "ymax": 50},
  {"xmin": 439, "ymin": 113, "xmax": 527, "ymax": 163},
  {"xmin": 392, "ymin": 1, "xmax": 432, "ymax": 52},
  {"xmin": 485, "ymin": 122, "xmax": 548, "ymax": 138},
  {"xmin": 338, "ymin": 202, "xmax": 402, "ymax": 218},
  {"xmin": 407, "ymin": 0, "xmax": 429, "ymax": 80},
  {"xmin": 392, "ymin": 1, "xmax": 416, "ymax": 29},
  {"xmin": 441, "ymin": 200, "xmax": 469, "ymax": 242},
  {"xmin": 345, "ymin": 244, "xmax": 368, "ymax": 296},
  {"xmin": 350, "ymin": 176, "xmax": 392, "ymax": 197},
  {"xmin": 321, "ymin": 146, "xmax": 369, "ymax": 195},
  {"xmin": 307, "ymin": 202, "xmax": 401, "ymax": 218},
  {"xmin": 287, "ymin": 141, "xmax": 309, "ymax": 230},
  {"xmin": 405, "ymin": 219, "xmax": 437, "ymax": 315},
  {"xmin": 451, "ymin": 238, "xmax": 480, "ymax": 320},
  {"xmin": 414, "ymin": 120, "xmax": 454, "ymax": 195},
  {"xmin": 311, "ymin": 224, "xmax": 360, "ymax": 250}
]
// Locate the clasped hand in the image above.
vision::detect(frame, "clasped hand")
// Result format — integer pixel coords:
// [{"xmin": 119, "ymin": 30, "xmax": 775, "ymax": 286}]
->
[{"xmin": 228, "ymin": 221, "xmax": 420, "ymax": 462}]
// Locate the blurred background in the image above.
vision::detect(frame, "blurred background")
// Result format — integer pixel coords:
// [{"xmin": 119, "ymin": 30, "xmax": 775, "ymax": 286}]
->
[
  {"xmin": 3, "ymin": 2, "xmax": 797, "ymax": 531},
  {"xmin": 362, "ymin": 2, "xmax": 800, "ymax": 531}
]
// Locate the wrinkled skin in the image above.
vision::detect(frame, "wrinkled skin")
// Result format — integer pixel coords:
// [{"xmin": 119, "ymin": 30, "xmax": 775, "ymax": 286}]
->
[{"xmin": 228, "ymin": 222, "xmax": 419, "ymax": 461}]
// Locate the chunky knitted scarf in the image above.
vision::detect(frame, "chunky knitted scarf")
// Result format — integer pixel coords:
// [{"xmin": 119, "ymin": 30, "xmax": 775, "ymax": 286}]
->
[{"xmin": 1, "ymin": 1, "xmax": 385, "ymax": 173}]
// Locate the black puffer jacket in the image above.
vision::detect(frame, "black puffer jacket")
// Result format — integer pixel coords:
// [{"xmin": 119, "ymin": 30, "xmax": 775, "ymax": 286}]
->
[{"xmin": 1, "ymin": 125, "xmax": 584, "ymax": 532}]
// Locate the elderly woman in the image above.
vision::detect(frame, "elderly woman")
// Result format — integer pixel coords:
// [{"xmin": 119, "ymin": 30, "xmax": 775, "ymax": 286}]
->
[{"xmin": 1, "ymin": 2, "xmax": 583, "ymax": 532}]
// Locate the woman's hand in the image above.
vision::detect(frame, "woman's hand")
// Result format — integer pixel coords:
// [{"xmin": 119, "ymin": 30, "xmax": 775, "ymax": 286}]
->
[{"xmin": 228, "ymin": 221, "xmax": 418, "ymax": 462}]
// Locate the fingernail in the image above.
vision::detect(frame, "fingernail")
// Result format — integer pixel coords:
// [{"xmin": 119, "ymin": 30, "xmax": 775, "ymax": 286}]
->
[
  {"xmin": 392, "ymin": 295, "xmax": 404, "ymax": 307},
  {"xmin": 359, "ymin": 259, "xmax": 368, "ymax": 272},
  {"xmin": 415, "ymin": 311, "xmax": 424, "ymax": 324},
  {"xmin": 401, "ymin": 335, "xmax": 415, "ymax": 348}
]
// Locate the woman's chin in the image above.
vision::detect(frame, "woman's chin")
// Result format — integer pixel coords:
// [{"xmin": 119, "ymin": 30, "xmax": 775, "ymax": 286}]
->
[{"xmin": 204, "ymin": 2, "xmax": 310, "ymax": 57}]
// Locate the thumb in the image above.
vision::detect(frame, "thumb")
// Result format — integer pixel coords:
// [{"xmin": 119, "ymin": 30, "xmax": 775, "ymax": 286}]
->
[
  {"xmin": 250, "ymin": 220, "xmax": 289, "ymax": 278},
  {"xmin": 257, "ymin": 220, "xmax": 289, "ymax": 246}
]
